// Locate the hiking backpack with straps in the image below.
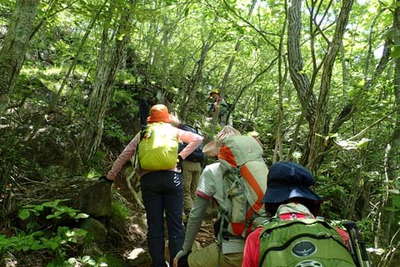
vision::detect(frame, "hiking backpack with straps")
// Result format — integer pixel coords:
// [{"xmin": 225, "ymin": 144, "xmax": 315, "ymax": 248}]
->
[
  {"xmin": 258, "ymin": 218, "xmax": 357, "ymax": 267},
  {"xmin": 217, "ymin": 135, "xmax": 269, "ymax": 238},
  {"xmin": 137, "ymin": 122, "xmax": 179, "ymax": 170}
]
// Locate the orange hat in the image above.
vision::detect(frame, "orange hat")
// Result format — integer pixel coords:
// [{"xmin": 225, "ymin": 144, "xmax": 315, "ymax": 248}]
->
[{"xmin": 147, "ymin": 104, "xmax": 172, "ymax": 123}]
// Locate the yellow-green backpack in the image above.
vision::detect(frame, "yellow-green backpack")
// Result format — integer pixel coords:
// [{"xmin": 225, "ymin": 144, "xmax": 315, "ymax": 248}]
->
[
  {"xmin": 258, "ymin": 218, "xmax": 356, "ymax": 267},
  {"xmin": 137, "ymin": 123, "xmax": 178, "ymax": 170}
]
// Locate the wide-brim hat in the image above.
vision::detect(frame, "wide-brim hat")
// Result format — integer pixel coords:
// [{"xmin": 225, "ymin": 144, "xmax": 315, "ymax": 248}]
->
[
  {"xmin": 147, "ymin": 104, "xmax": 175, "ymax": 123},
  {"xmin": 262, "ymin": 162, "xmax": 322, "ymax": 204},
  {"xmin": 263, "ymin": 185, "xmax": 322, "ymax": 204}
]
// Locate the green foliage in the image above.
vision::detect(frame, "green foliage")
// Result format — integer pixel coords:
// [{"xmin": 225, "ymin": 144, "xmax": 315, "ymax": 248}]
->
[
  {"xmin": 111, "ymin": 200, "xmax": 130, "ymax": 222},
  {"xmin": 0, "ymin": 200, "xmax": 89, "ymax": 257},
  {"xmin": 48, "ymin": 254, "xmax": 124, "ymax": 267},
  {"xmin": 18, "ymin": 199, "xmax": 89, "ymax": 221},
  {"xmin": 104, "ymin": 116, "xmax": 131, "ymax": 143},
  {"xmin": 2, "ymin": 0, "xmax": 400, "ymax": 264},
  {"xmin": 0, "ymin": 227, "xmax": 87, "ymax": 255},
  {"xmin": 57, "ymin": 255, "xmax": 106, "ymax": 267}
]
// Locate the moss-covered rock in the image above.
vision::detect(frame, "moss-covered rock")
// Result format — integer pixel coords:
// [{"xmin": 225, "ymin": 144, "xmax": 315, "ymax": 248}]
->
[
  {"xmin": 79, "ymin": 182, "xmax": 112, "ymax": 217},
  {"xmin": 80, "ymin": 218, "xmax": 108, "ymax": 243}
]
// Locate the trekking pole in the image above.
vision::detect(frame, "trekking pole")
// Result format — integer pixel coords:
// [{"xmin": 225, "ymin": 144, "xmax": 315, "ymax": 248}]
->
[{"xmin": 342, "ymin": 221, "xmax": 371, "ymax": 267}]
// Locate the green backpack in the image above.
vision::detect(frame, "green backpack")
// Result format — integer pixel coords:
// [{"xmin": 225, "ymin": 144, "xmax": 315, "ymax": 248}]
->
[
  {"xmin": 217, "ymin": 135, "xmax": 268, "ymax": 238},
  {"xmin": 258, "ymin": 218, "xmax": 356, "ymax": 267},
  {"xmin": 137, "ymin": 122, "xmax": 178, "ymax": 170}
]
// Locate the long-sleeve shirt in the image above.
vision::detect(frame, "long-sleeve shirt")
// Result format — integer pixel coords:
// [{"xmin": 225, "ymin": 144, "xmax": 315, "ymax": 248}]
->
[
  {"xmin": 106, "ymin": 123, "xmax": 203, "ymax": 180},
  {"xmin": 242, "ymin": 203, "xmax": 350, "ymax": 267}
]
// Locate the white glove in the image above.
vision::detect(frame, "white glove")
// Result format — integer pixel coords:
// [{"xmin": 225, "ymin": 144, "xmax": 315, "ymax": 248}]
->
[{"xmin": 173, "ymin": 250, "xmax": 188, "ymax": 267}]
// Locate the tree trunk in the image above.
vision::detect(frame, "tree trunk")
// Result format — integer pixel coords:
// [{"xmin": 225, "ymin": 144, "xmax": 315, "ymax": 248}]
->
[
  {"xmin": 379, "ymin": 8, "xmax": 400, "ymax": 258},
  {"xmin": 219, "ymin": 0, "xmax": 257, "ymax": 94},
  {"xmin": 306, "ymin": 0, "xmax": 354, "ymax": 171},
  {"xmin": 287, "ymin": 0, "xmax": 354, "ymax": 171},
  {"xmin": 388, "ymin": 0, "xmax": 400, "ymax": 182},
  {"xmin": 82, "ymin": 3, "xmax": 133, "ymax": 161},
  {"xmin": 0, "ymin": 0, "xmax": 40, "ymax": 113},
  {"xmin": 273, "ymin": 0, "xmax": 288, "ymax": 163},
  {"xmin": 180, "ymin": 38, "xmax": 214, "ymax": 122},
  {"xmin": 57, "ymin": 0, "xmax": 109, "ymax": 99},
  {"xmin": 287, "ymin": 0, "xmax": 316, "ymax": 126},
  {"xmin": 226, "ymin": 58, "xmax": 277, "ymax": 121}
]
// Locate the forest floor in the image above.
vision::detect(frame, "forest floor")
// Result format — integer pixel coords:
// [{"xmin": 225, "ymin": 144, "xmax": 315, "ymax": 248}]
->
[
  {"xmin": 116, "ymin": 183, "xmax": 217, "ymax": 266},
  {"xmin": 1, "ymin": 176, "xmax": 217, "ymax": 267}
]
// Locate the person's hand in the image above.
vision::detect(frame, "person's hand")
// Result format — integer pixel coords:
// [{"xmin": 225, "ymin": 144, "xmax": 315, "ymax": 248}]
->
[
  {"xmin": 98, "ymin": 175, "xmax": 114, "ymax": 184},
  {"xmin": 173, "ymin": 250, "xmax": 187, "ymax": 267},
  {"xmin": 177, "ymin": 155, "xmax": 183, "ymax": 169}
]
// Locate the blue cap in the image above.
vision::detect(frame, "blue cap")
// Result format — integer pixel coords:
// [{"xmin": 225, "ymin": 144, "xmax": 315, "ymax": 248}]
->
[{"xmin": 262, "ymin": 162, "xmax": 322, "ymax": 203}]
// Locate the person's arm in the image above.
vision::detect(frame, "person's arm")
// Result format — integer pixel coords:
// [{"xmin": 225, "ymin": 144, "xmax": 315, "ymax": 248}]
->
[
  {"xmin": 181, "ymin": 196, "xmax": 209, "ymax": 253},
  {"xmin": 242, "ymin": 228, "xmax": 262, "ymax": 267},
  {"xmin": 106, "ymin": 133, "xmax": 140, "ymax": 181},
  {"xmin": 177, "ymin": 128, "xmax": 203, "ymax": 160},
  {"xmin": 174, "ymin": 165, "xmax": 216, "ymax": 266}
]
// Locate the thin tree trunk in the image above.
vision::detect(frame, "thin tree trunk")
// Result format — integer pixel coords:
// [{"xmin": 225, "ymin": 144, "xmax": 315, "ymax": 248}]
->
[
  {"xmin": 287, "ymin": 0, "xmax": 354, "ymax": 170},
  {"xmin": 0, "ymin": 0, "xmax": 40, "ymax": 113},
  {"xmin": 57, "ymin": 0, "xmax": 109, "ymax": 99},
  {"xmin": 288, "ymin": 114, "xmax": 304, "ymax": 161},
  {"xmin": 82, "ymin": 3, "xmax": 133, "ymax": 161},
  {"xmin": 331, "ymin": 38, "xmax": 392, "ymax": 133},
  {"xmin": 211, "ymin": 0, "xmax": 257, "ymax": 128},
  {"xmin": 388, "ymin": 0, "xmax": 400, "ymax": 182},
  {"xmin": 306, "ymin": 0, "xmax": 354, "ymax": 171},
  {"xmin": 381, "ymin": 3, "xmax": 400, "ymax": 258},
  {"xmin": 273, "ymin": 0, "xmax": 288, "ymax": 163},
  {"xmin": 287, "ymin": 0, "xmax": 315, "ymax": 126},
  {"xmin": 219, "ymin": 0, "xmax": 257, "ymax": 94},
  {"xmin": 180, "ymin": 37, "xmax": 214, "ymax": 121},
  {"xmin": 227, "ymin": 57, "xmax": 278, "ymax": 121}
]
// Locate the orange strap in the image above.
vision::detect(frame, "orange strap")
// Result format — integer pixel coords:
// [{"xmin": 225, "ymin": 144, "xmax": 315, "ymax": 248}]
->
[
  {"xmin": 240, "ymin": 165, "xmax": 264, "ymax": 219},
  {"xmin": 218, "ymin": 145, "xmax": 237, "ymax": 167}
]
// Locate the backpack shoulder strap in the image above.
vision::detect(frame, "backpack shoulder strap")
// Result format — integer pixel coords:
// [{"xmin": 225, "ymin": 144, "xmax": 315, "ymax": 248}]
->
[{"xmin": 134, "ymin": 125, "xmax": 148, "ymax": 169}]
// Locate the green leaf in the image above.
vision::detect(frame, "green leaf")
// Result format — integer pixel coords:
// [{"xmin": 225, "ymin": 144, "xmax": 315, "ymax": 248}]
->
[
  {"xmin": 48, "ymin": 241, "xmax": 60, "ymax": 250},
  {"xmin": 18, "ymin": 209, "xmax": 31, "ymax": 220},
  {"xmin": 30, "ymin": 242, "xmax": 44, "ymax": 250},
  {"xmin": 33, "ymin": 205, "xmax": 44, "ymax": 211},
  {"xmin": 391, "ymin": 45, "xmax": 400, "ymax": 58},
  {"xmin": 384, "ymin": 207, "xmax": 399, "ymax": 212},
  {"xmin": 75, "ymin": 213, "xmax": 89, "ymax": 219},
  {"xmin": 392, "ymin": 195, "xmax": 400, "ymax": 208}
]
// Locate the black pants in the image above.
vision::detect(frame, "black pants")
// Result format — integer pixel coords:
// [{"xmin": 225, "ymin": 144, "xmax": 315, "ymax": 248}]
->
[{"xmin": 141, "ymin": 171, "xmax": 184, "ymax": 267}]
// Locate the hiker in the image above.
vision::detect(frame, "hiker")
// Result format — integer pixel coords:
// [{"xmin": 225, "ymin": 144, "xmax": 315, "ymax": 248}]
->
[
  {"xmin": 101, "ymin": 104, "xmax": 203, "ymax": 267},
  {"xmin": 173, "ymin": 126, "xmax": 269, "ymax": 267},
  {"xmin": 246, "ymin": 131, "xmax": 262, "ymax": 146},
  {"xmin": 178, "ymin": 124, "xmax": 204, "ymax": 218},
  {"xmin": 242, "ymin": 161, "xmax": 356, "ymax": 267},
  {"xmin": 201, "ymin": 125, "xmax": 241, "ymax": 158},
  {"xmin": 208, "ymin": 89, "xmax": 230, "ymax": 126}
]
